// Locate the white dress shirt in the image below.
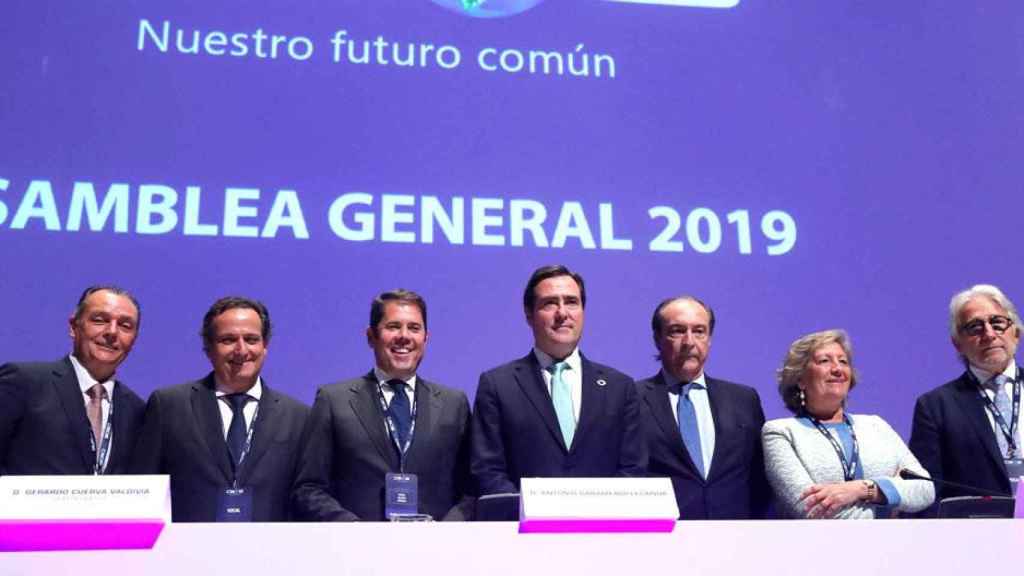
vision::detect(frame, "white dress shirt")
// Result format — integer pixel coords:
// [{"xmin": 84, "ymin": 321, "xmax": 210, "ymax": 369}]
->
[
  {"xmin": 663, "ymin": 368, "xmax": 715, "ymax": 478},
  {"xmin": 534, "ymin": 347, "xmax": 583, "ymax": 423},
  {"xmin": 215, "ymin": 378, "xmax": 263, "ymax": 439}
]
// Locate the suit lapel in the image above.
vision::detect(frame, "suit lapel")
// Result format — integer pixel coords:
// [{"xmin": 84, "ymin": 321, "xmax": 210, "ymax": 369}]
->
[
  {"xmin": 514, "ymin": 353, "xmax": 568, "ymax": 452},
  {"xmin": 403, "ymin": 378, "xmax": 441, "ymax": 470},
  {"xmin": 644, "ymin": 371, "xmax": 702, "ymax": 478},
  {"xmin": 237, "ymin": 381, "xmax": 280, "ymax": 483},
  {"xmin": 349, "ymin": 373, "xmax": 399, "ymax": 469},
  {"xmin": 191, "ymin": 375, "xmax": 233, "ymax": 482},
  {"xmin": 107, "ymin": 381, "xmax": 133, "ymax": 470},
  {"xmin": 52, "ymin": 358, "xmax": 94, "ymax": 472},
  {"xmin": 704, "ymin": 376, "xmax": 729, "ymax": 481},
  {"xmin": 953, "ymin": 373, "xmax": 1006, "ymax": 472},
  {"xmin": 573, "ymin": 356, "xmax": 607, "ymax": 451}
]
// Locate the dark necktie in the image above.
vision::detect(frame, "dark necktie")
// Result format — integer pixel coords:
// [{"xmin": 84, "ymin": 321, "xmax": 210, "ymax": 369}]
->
[
  {"xmin": 225, "ymin": 393, "xmax": 250, "ymax": 470},
  {"xmin": 387, "ymin": 379, "xmax": 412, "ymax": 448}
]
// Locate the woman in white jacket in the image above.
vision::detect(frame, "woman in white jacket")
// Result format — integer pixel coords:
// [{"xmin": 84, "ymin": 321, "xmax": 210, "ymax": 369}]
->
[{"xmin": 762, "ymin": 329, "xmax": 934, "ymax": 519}]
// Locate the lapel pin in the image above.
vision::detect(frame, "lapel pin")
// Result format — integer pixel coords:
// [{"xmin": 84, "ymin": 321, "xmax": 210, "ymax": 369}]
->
[{"xmin": 596, "ymin": 379, "xmax": 607, "ymax": 387}]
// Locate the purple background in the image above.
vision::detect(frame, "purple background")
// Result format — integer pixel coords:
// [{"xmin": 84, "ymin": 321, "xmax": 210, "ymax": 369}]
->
[{"xmin": 1, "ymin": 1, "xmax": 1022, "ymax": 438}]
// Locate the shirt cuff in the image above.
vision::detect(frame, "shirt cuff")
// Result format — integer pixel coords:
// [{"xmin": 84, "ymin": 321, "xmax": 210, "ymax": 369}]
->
[{"xmin": 875, "ymin": 478, "xmax": 901, "ymax": 507}]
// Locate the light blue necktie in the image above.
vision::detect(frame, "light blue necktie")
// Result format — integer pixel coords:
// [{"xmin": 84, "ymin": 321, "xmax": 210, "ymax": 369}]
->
[
  {"xmin": 677, "ymin": 382, "xmax": 705, "ymax": 478},
  {"xmin": 991, "ymin": 374, "xmax": 1016, "ymax": 457},
  {"xmin": 549, "ymin": 362, "xmax": 576, "ymax": 448}
]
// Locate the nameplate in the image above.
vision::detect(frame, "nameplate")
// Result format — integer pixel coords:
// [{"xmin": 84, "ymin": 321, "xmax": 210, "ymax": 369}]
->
[
  {"xmin": 519, "ymin": 477, "xmax": 678, "ymax": 533},
  {"xmin": 0, "ymin": 475, "xmax": 171, "ymax": 552}
]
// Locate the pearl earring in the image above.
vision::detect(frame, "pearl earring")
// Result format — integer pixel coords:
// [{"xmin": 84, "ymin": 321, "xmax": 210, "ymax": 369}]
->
[{"xmin": 799, "ymin": 389, "xmax": 806, "ymax": 407}]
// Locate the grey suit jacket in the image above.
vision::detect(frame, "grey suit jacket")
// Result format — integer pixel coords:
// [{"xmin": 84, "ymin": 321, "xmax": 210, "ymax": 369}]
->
[
  {"xmin": 0, "ymin": 357, "xmax": 144, "ymax": 475},
  {"xmin": 292, "ymin": 372, "xmax": 474, "ymax": 521},
  {"xmin": 762, "ymin": 414, "xmax": 934, "ymax": 518}
]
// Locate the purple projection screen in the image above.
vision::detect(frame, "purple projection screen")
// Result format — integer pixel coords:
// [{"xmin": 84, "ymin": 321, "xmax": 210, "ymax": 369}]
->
[{"xmin": 1, "ymin": 1, "xmax": 1022, "ymax": 437}]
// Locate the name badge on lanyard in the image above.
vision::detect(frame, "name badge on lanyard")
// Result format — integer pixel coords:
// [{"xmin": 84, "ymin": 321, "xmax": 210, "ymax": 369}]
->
[
  {"xmin": 377, "ymin": 382, "xmax": 420, "ymax": 518},
  {"xmin": 217, "ymin": 403, "xmax": 260, "ymax": 522}
]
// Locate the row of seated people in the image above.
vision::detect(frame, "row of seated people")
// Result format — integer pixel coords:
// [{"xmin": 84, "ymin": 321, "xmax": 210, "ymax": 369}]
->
[{"xmin": 1, "ymin": 267, "xmax": 1019, "ymax": 520}]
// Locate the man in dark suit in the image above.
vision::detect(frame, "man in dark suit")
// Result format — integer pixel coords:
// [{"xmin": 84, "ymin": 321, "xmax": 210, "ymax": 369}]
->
[
  {"xmin": 131, "ymin": 296, "xmax": 308, "ymax": 522},
  {"xmin": 910, "ymin": 284, "xmax": 1022, "ymax": 512},
  {"xmin": 472, "ymin": 265, "xmax": 646, "ymax": 497},
  {"xmin": 292, "ymin": 289, "xmax": 473, "ymax": 521},
  {"xmin": 636, "ymin": 296, "xmax": 769, "ymax": 520},
  {"xmin": 0, "ymin": 285, "xmax": 145, "ymax": 476}
]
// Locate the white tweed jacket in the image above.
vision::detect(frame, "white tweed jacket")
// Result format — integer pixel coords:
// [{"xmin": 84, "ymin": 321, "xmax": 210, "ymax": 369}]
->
[{"xmin": 762, "ymin": 414, "xmax": 935, "ymax": 519}]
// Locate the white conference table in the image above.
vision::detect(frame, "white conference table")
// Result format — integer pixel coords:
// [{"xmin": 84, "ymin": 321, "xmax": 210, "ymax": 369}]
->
[{"xmin": 1, "ymin": 520, "xmax": 1020, "ymax": 576}]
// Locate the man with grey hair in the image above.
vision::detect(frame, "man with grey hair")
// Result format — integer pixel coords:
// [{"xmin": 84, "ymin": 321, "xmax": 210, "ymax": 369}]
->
[
  {"xmin": 636, "ymin": 295, "xmax": 770, "ymax": 519},
  {"xmin": 909, "ymin": 284, "xmax": 1023, "ymax": 511}
]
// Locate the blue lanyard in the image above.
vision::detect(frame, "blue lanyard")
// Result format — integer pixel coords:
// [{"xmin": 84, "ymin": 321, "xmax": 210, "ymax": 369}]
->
[
  {"xmin": 375, "ymin": 382, "xmax": 417, "ymax": 472},
  {"xmin": 804, "ymin": 412, "xmax": 860, "ymax": 481},
  {"xmin": 972, "ymin": 368, "xmax": 1021, "ymax": 458},
  {"xmin": 88, "ymin": 392, "xmax": 114, "ymax": 475},
  {"xmin": 231, "ymin": 402, "xmax": 260, "ymax": 489}
]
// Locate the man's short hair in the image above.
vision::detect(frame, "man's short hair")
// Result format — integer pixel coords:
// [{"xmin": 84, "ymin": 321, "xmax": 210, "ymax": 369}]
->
[
  {"xmin": 522, "ymin": 265, "xmax": 586, "ymax": 311},
  {"xmin": 370, "ymin": 289, "xmax": 428, "ymax": 332},
  {"xmin": 73, "ymin": 285, "xmax": 142, "ymax": 327},
  {"xmin": 650, "ymin": 295, "xmax": 717, "ymax": 337},
  {"xmin": 201, "ymin": 296, "xmax": 272, "ymax": 351},
  {"xmin": 948, "ymin": 284, "xmax": 1022, "ymax": 339}
]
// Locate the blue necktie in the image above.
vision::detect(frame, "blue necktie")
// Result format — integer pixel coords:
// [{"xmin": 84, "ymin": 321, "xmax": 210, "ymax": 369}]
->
[
  {"xmin": 990, "ymin": 375, "xmax": 1016, "ymax": 457},
  {"xmin": 549, "ymin": 362, "xmax": 576, "ymax": 448},
  {"xmin": 225, "ymin": 393, "xmax": 250, "ymax": 471},
  {"xmin": 387, "ymin": 379, "xmax": 412, "ymax": 449},
  {"xmin": 677, "ymin": 383, "xmax": 705, "ymax": 478}
]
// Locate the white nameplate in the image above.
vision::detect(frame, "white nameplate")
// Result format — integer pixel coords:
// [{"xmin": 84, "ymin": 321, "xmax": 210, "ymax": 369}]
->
[
  {"xmin": 519, "ymin": 477, "xmax": 678, "ymax": 533},
  {"xmin": 0, "ymin": 475, "xmax": 171, "ymax": 552}
]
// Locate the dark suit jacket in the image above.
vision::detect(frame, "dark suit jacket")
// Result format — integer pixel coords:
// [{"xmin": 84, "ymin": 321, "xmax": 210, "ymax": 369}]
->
[
  {"xmin": 130, "ymin": 374, "xmax": 309, "ymax": 522},
  {"xmin": 0, "ymin": 358, "xmax": 145, "ymax": 476},
  {"xmin": 636, "ymin": 372, "xmax": 769, "ymax": 520},
  {"xmin": 291, "ymin": 373, "xmax": 474, "ymax": 521},
  {"xmin": 471, "ymin": 352, "xmax": 646, "ymax": 495},
  {"xmin": 909, "ymin": 371, "xmax": 1015, "ymax": 513}
]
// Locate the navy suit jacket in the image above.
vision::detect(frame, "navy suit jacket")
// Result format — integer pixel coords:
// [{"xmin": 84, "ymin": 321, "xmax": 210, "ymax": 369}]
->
[
  {"xmin": 130, "ymin": 374, "xmax": 309, "ymax": 522},
  {"xmin": 636, "ymin": 372, "xmax": 769, "ymax": 520},
  {"xmin": 471, "ymin": 352, "xmax": 646, "ymax": 495},
  {"xmin": 909, "ymin": 370, "xmax": 1015, "ymax": 512},
  {"xmin": 291, "ymin": 373, "xmax": 474, "ymax": 521},
  {"xmin": 0, "ymin": 358, "xmax": 144, "ymax": 475}
]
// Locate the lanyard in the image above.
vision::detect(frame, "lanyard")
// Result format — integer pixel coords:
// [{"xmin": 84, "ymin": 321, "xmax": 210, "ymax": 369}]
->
[
  {"xmin": 803, "ymin": 412, "xmax": 860, "ymax": 481},
  {"xmin": 88, "ymin": 393, "xmax": 114, "ymax": 475},
  {"xmin": 375, "ymin": 382, "xmax": 417, "ymax": 472},
  {"xmin": 973, "ymin": 368, "xmax": 1021, "ymax": 458},
  {"xmin": 231, "ymin": 402, "xmax": 260, "ymax": 489}
]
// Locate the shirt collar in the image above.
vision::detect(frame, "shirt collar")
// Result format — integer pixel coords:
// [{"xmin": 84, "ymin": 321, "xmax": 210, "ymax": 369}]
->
[
  {"xmin": 373, "ymin": 367, "xmax": 418, "ymax": 391},
  {"xmin": 533, "ymin": 346, "xmax": 582, "ymax": 374},
  {"xmin": 69, "ymin": 354, "xmax": 115, "ymax": 397},
  {"xmin": 661, "ymin": 368, "xmax": 707, "ymax": 393},
  {"xmin": 214, "ymin": 377, "xmax": 263, "ymax": 400},
  {"xmin": 969, "ymin": 359, "xmax": 1018, "ymax": 387}
]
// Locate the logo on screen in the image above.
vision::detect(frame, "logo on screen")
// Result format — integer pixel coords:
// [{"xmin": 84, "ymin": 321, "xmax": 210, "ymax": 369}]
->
[{"xmin": 431, "ymin": 0, "xmax": 546, "ymax": 18}]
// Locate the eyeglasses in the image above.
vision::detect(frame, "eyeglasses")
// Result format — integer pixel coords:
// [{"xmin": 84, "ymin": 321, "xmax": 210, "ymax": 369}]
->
[{"xmin": 959, "ymin": 315, "xmax": 1015, "ymax": 337}]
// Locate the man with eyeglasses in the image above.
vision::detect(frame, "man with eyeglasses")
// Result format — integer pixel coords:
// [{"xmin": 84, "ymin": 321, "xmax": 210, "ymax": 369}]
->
[
  {"xmin": 910, "ymin": 284, "xmax": 1023, "ymax": 512},
  {"xmin": 636, "ymin": 296, "xmax": 770, "ymax": 519}
]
